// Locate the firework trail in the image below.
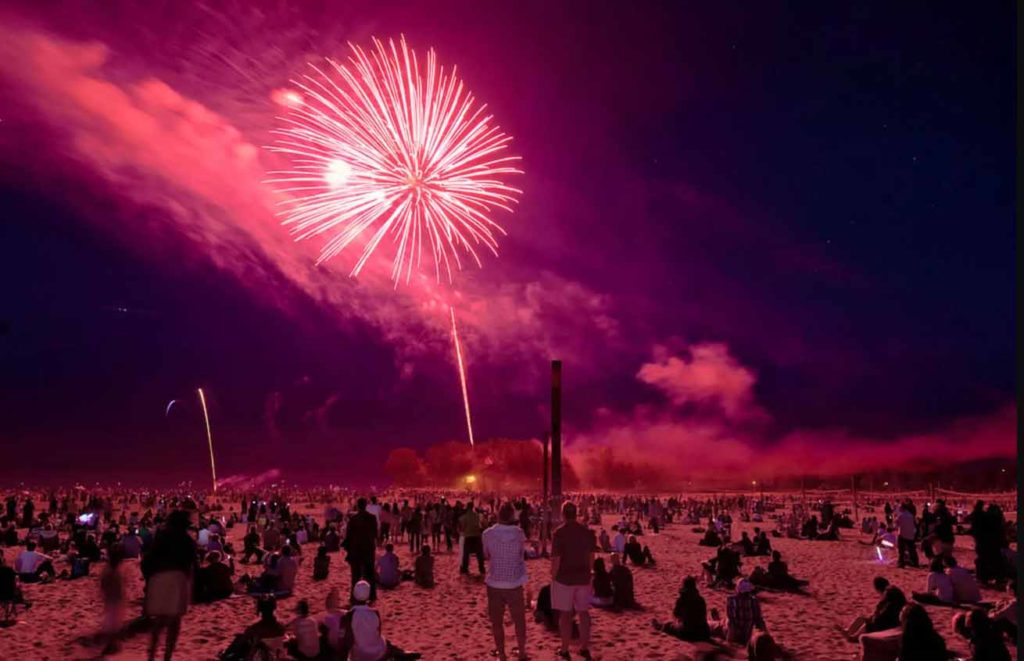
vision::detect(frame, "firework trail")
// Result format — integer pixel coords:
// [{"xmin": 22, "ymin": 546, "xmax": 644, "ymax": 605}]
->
[
  {"xmin": 268, "ymin": 35, "xmax": 522, "ymax": 284},
  {"xmin": 197, "ymin": 388, "xmax": 218, "ymax": 493},
  {"xmin": 450, "ymin": 306, "xmax": 475, "ymax": 447}
]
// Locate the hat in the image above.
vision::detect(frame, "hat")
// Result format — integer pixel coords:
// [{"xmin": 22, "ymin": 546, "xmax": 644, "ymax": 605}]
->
[
  {"xmin": 352, "ymin": 580, "xmax": 372, "ymax": 603},
  {"xmin": 737, "ymin": 579, "xmax": 754, "ymax": 594}
]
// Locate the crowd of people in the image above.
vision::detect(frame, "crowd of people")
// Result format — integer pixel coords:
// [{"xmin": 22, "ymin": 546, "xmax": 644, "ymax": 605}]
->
[{"xmin": 0, "ymin": 487, "xmax": 1017, "ymax": 660}]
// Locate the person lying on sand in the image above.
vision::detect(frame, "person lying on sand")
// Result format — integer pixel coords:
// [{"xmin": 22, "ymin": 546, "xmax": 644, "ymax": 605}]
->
[{"xmin": 651, "ymin": 576, "xmax": 711, "ymax": 642}]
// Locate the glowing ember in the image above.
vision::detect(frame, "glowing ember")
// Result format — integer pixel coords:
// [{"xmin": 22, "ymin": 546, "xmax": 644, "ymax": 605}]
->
[{"xmin": 268, "ymin": 36, "xmax": 522, "ymax": 283}]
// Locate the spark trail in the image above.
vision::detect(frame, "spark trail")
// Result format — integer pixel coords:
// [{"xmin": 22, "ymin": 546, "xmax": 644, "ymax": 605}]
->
[
  {"xmin": 197, "ymin": 387, "xmax": 218, "ymax": 493},
  {"xmin": 450, "ymin": 306, "xmax": 475, "ymax": 447}
]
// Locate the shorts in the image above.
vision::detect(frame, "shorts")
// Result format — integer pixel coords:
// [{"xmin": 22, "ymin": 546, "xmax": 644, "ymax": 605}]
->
[{"xmin": 551, "ymin": 580, "xmax": 592, "ymax": 612}]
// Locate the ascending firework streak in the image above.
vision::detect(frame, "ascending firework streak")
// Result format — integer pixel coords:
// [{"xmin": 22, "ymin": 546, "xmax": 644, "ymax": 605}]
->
[
  {"xmin": 197, "ymin": 388, "xmax": 218, "ymax": 493},
  {"xmin": 450, "ymin": 306, "xmax": 475, "ymax": 447}
]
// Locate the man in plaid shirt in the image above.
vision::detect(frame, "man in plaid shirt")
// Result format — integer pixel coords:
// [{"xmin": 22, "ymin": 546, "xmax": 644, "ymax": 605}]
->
[
  {"xmin": 483, "ymin": 503, "xmax": 528, "ymax": 661},
  {"xmin": 725, "ymin": 579, "xmax": 766, "ymax": 645}
]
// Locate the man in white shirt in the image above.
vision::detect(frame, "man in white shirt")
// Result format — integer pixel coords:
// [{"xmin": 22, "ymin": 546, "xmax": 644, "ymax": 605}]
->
[
  {"xmin": 894, "ymin": 506, "xmax": 919, "ymax": 568},
  {"xmin": 482, "ymin": 503, "xmax": 528, "ymax": 661},
  {"xmin": 14, "ymin": 541, "xmax": 55, "ymax": 582}
]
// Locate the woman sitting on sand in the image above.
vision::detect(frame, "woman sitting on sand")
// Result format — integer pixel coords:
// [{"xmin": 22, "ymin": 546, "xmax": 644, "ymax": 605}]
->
[
  {"xmin": 651, "ymin": 576, "xmax": 711, "ymax": 642},
  {"xmin": 591, "ymin": 557, "xmax": 613, "ymax": 608},
  {"xmin": 898, "ymin": 604, "xmax": 948, "ymax": 661},
  {"xmin": 609, "ymin": 553, "xmax": 638, "ymax": 609},
  {"xmin": 753, "ymin": 530, "xmax": 772, "ymax": 556}
]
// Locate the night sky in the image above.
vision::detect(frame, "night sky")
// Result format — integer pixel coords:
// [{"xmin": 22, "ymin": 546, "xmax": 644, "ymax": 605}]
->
[{"xmin": 0, "ymin": 2, "xmax": 1014, "ymax": 486}]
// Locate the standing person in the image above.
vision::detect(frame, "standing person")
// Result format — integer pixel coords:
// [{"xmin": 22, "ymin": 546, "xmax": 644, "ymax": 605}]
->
[
  {"xmin": 142, "ymin": 510, "xmax": 197, "ymax": 661},
  {"xmin": 459, "ymin": 501, "xmax": 485, "ymax": 576},
  {"xmin": 344, "ymin": 498, "xmax": 379, "ymax": 602},
  {"xmin": 551, "ymin": 501, "xmax": 597, "ymax": 659},
  {"xmin": 895, "ymin": 504, "xmax": 919, "ymax": 568},
  {"xmin": 482, "ymin": 503, "xmax": 528, "ymax": 661},
  {"xmin": 98, "ymin": 547, "xmax": 126, "ymax": 655}
]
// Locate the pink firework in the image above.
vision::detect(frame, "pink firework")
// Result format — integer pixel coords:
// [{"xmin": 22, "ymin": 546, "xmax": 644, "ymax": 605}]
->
[{"xmin": 268, "ymin": 36, "xmax": 522, "ymax": 283}]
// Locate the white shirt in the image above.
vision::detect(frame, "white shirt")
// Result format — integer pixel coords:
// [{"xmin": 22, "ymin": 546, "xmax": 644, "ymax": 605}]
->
[
  {"xmin": 366, "ymin": 503, "xmax": 382, "ymax": 526},
  {"xmin": 350, "ymin": 605, "xmax": 387, "ymax": 661},
  {"xmin": 482, "ymin": 524, "xmax": 527, "ymax": 589},
  {"xmin": 612, "ymin": 532, "xmax": 626, "ymax": 554},
  {"xmin": 197, "ymin": 528, "xmax": 211, "ymax": 547}
]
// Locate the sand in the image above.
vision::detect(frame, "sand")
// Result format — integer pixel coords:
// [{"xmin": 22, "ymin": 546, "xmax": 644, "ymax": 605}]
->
[{"xmin": 0, "ymin": 503, "xmax": 1014, "ymax": 660}]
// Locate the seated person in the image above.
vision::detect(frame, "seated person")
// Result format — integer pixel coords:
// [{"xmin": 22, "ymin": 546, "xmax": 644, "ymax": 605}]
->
[
  {"xmin": 699, "ymin": 527, "xmax": 723, "ymax": 547},
  {"xmin": 241, "ymin": 525, "xmax": 265, "ymax": 564},
  {"xmin": 276, "ymin": 546, "xmax": 299, "ymax": 595},
  {"xmin": 897, "ymin": 604, "xmax": 947, "ymax": 660},
  {"xmin": 765, "ymin": 551, "xmax": 809, "ymax": 592},
  {"xmin": 323, "ymin": 526, "xmax": 341, "ymax": 553},
  {"xmin": 800, "ymin": 516, "xmax": 819, "ymax": 540},
  {"xmin": 590, "ymin": 557, "xmax": 613, "ymax": 607},
  {"xmin": 953, "ymin": 608, "xmax": 1011, "ymax": 661},
  {"xmin": 285, "ymin": 599, "xmax": 320, "ymax": 660},
  {"xmin": 702, "ymin": 545, "xmax": 741, "ymax": 588},
  {"xmin": 0, "ymin": 552, "xmax": 28, "ymax": 609},
  {"xmin": 121, "ymin": 529, "xmax": 143, "ymax": 558},
  {"xmin": 945, "ymin": 556, "xmax": 980, "ymax": 604},
  {"xmin": 533, "ymin": 584, "xmax": 557, "ymax": 630},
  {"xmin": 753, "ymin": 531, "xmax": 772, "ymax": 556},
  {"xmin": 720, "ymin": 580, "xmax": 766, "ymax": 646},
  {"xmin": 598, "ymin": 529, "xmax": 612, "ymax": 553},
  {"xmin": 609, "ymin": 553, "xmax": 637, "ymax": 609},
  {"xmin": 912, "ymin": 558, "xmax": 955, "ymax": 605},
  {"xmin": 312, "ymin": 545, "xmax": 330, "ymax": 581},
  {"xmin": 376, "ymin": 544, "xmax": 401, "ymax": 589},
  {"xmin": 78, "ymin": 534, "xmax": 101, "ymax": 563},
  {"xmin": 817, "ymin": 518, "xmax": 840, "ymax": 541},
  {"xmin": 197, "ymin": 550, "xmax": 234, "ymax": 603},
  {"xmin": 611, "ymin": 528, "xmax": 626, "ymax": 555},
  {"xmin": 652, "ymin": 576, "xmax": 711, "ymax": 641},
  {"xmin": 413, "ymin": 546, "xmax": 434, "ymax": 588},
  {"xmin": 623, "ymin": 535, "xmax": 655, "ymax": 566},
  {"xmin": 13, "ymin": 541, "xmax": 55, "ymax": 583},
  {"xmin": 246, "ymin": 553, "xmax": 282, "ymax": 594},
  {"xmin": 228, "ymin": 596, "xmax": 286, "ymax": 656},
  {"xmin": 837, "ymin": 579, "xmax": 907, "ymax": 641},
  {"xmin": 320, "ymin": 589, "xmax": 346, "ymax": 654},
  {"xmin": 738, "ymin": 532, "xmax": 755, "ymax": 556},
  {"xmin": 338, "ymin": 581, "xmax": 420, "ymax": 660}
]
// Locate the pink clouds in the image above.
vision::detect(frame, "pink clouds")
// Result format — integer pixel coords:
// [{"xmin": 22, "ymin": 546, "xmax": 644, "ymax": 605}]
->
[
  {"xmin": 637, "ymin": 342, "xmax": 763, "ymax": 420},
  {"xmin": 0, "ymin": 22, "xmax": 619, "ymax": 381},
  {"xmin": 566, "ymin": 342, "xmax": 1014, "ymax": 486}
]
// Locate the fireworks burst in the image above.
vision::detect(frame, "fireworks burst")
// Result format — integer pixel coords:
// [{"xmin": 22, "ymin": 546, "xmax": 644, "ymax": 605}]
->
[{"xmin": 268, "ymin": 36, "xmax": 522, "ymax": 283}]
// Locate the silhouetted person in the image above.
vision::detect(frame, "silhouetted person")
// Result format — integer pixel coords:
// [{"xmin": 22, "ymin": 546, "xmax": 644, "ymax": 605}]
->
[{"xmin": 344, "ymin": 498, "xmax": 379, "ymax": 602}]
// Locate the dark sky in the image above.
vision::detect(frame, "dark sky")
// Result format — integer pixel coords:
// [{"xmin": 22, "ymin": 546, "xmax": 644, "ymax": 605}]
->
[{"xmin": 0, "ymin": 2, "xmax": 1014, "ymax": 485}]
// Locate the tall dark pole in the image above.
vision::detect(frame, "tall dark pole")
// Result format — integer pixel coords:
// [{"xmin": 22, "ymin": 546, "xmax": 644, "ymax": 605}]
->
[
  {"xmin": 551, "ymin": 360, "xmax": 562, "ymax": 500},
  {"xmin": 542, "ymin": 432, "xmax": 550, "ymax": 503}
]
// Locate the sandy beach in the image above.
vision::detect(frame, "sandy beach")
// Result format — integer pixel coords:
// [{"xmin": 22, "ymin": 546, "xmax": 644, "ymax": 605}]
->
[{"xmin": 1, "ymin": 498, "xmax": 1014, "ymax": 660}]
